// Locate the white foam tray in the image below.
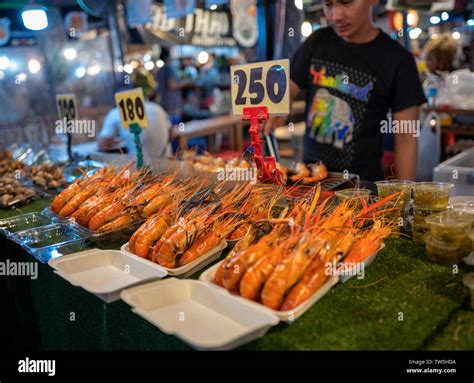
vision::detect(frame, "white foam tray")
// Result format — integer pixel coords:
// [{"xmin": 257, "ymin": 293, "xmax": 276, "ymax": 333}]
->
[
  {"xmin": 337, "ymin": 243, "xmax": 385, "ymax": 284},
  {"xmin": 120, "ymin": 278, "xmax": 279, "ymax": 350},
  {"xmin": 49, "ymin": 249, "xmax": 168, "ymax": 303},
  {"xmin": 120, "ymin": 241, "xmax": 227, "ymax": 279},
  {"xmin": 199, "ymin": 260, "xmax": 339, "ymax": 322}
]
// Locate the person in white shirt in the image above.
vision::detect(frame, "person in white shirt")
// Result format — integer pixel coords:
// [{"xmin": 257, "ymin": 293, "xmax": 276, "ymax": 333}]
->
[{"xmin": 98, "ymin": 98, "xmax": 172, "ymax": 158}]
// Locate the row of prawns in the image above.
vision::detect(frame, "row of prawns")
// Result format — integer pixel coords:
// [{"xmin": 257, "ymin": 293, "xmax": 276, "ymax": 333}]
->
[
  {"xmin": 214, "ymin": 188, "xmax": 400, "ymax": 311},
  {"xmin": 128, "ymin": 182, "xmax": 283, "ymax": 268},
  {"xmin": 50, "ymin": 161, "xmax": 201, "ymax": 233}
]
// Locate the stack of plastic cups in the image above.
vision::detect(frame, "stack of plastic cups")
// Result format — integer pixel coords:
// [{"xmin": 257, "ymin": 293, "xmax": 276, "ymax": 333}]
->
[
  {"xmin": 424, "ymin": 210, "xmax": 472, "ymax": 265},
  {"xmin": 451, "ymin": 202, "xmax": 474, "ymax": 263},
  {"xmin": 374, "ymin": 180, "xmax": 414, "ymax": 234},
  {"xmin": 411, "ymin": 182, "xmax": 454, "ymax": 243}
]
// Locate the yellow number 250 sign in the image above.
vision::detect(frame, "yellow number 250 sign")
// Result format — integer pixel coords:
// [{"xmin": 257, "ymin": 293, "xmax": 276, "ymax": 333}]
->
[
  {"xmin": 231, "ymin": 59, "xmax": 290, "ymax": 116},
  {"xmin": 114, "ymin": 88, "xmax": 148, "ymax": 129}
]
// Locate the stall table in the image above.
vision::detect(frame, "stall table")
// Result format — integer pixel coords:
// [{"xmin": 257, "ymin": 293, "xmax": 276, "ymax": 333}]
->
[
  {"xmin": 423, "ymin": 106, "xmax": 474, "ymax": 138},
  {"xmin": 171, "ymin": 115, "xmax": 245, "ymax": 152},
  {"xmin": 171, "ymin": 102, "xmax": 307, "ymax": 154},
  {"xmin": 1, "ymin": 201, "xmax": 473, "ymax": 351}
]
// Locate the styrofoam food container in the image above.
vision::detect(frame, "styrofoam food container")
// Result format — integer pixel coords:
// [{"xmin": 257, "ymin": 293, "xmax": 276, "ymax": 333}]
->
[
  {"xmin": 337, "ymin": 243, "xmax": 385, "ymax": 283},
  {"xmin": 120, "ymin": 241, "xmax": 227, "ymax": 279},
  {"xmin": 199, "ymin": 260, "xmax": 339, "ymax": 322},
  {"xmin": 120, "ymin": 278, "xmax": 279, "ymax": 350},
  {"xmin": 48, "ymin": 249, "xmax": 168, "ymax": 303}
]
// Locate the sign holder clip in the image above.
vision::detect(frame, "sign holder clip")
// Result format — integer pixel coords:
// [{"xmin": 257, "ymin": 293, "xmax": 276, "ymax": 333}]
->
[{"xmin": 243, "ymin": 106, "xmax": 284, "ymax": 185}]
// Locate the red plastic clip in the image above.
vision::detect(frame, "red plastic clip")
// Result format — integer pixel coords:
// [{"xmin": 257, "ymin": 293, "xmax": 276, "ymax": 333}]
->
[{"xmin": 242, "ymin": 106, "xmax": 284, "ymax": 185}]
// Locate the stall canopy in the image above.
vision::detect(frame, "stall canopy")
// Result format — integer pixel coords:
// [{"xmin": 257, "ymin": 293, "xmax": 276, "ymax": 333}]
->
[{"xmin": 127, "ymin": 0, "xmax": 259, "ymax": 48}]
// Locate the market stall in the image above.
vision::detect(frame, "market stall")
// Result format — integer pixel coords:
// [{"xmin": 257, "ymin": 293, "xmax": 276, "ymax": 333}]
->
[{"xmin": 0, "ymin": 153, "xmax": 473, "ymax": 351}]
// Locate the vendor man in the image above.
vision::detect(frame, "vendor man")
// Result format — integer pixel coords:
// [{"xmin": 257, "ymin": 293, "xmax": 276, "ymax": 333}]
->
[
  {"xmin": 264, "ymin": 0, "xmax": 427, "ymax": 181},
  {"xmin": 98, "ymin": 86, "xmax": 172, "ymax": 158}
]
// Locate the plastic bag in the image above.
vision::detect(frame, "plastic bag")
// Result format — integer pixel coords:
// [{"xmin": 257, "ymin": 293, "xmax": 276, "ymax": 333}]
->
[
  {"xmin": 437, "ymin": 69, "xmax": 474, "ymax": 109},
  {"xmin": 417, "ymin": 111, "xmax": 441, "ymax": 182}
]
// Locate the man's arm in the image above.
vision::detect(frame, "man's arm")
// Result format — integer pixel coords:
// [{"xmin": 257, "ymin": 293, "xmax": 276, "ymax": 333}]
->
[
  {"xmin": 393, "ymin": 106, "xmax": 419, "ymax": 180},
  {"xmin": 263, "ymin": 80, "xmax": 302, "ymax": 135}
]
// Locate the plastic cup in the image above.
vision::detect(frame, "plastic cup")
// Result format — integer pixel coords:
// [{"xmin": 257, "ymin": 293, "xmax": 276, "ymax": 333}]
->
[
  {"xmin": 412, "ymin": 182, "xmax": 454, "ymax": 241},
  {"xmin": 451, "ymin": 203, "xmax": 474, "ymax": 228},
  {"xmin": 375, "ymin": 180, "xmax": 414, "ymax": 231},
  {"xmin": 335, "ymin": 188, "xmax": 372, "ymax": 201},
  {"xmin": 425, "ymin": 210, "xmax": 472, "ymax": 243},
  {"xmin": 424, "ymin": 234, "xmax": 470, "ymax": 266},
  {"xmin": 412, "ymin": 182, "xmax": 454, "ymax": 210},
  {"xmin": 375, "ymin": 180, "xmax": 414, "ymax": 204},
  {"xmin": 335, "ymin": 188, "xmax": 372, "ymax": 211},
  {"xmin": 412, "ymin": 223, "xmax": 431, "ymax": 243}
]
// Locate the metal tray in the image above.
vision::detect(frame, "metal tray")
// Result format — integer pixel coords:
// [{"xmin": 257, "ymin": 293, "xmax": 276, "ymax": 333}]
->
[
  {"xmin": 11, "ymin": 223, "xmax": 89, "ymax": 255},
  {"xmin": 0, "ymin": 212, "xmax": 59, "ymax": 237}
]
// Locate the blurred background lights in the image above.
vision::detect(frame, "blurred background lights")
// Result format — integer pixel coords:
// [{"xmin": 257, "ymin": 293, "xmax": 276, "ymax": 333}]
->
[
  {"xmin": 75, "ymin": 66, "xmax": 86, "ymax": 78},
  {"xmin": 409, "ymin": 28, "xmax": 422, "ymax": 40},
  {"xmin": 209, "ymin": 4, "xmax": 217, "ymax": 10},
  {"xmin": 64, "ymin": 48, "xmax": 77, "ymax": 60},
  {"xmin": 144, "ymin": 61, "xmax": 154, "ymax": 70},
  {"xmin": 21, "ymin": 8, "xmax": 48, "ymax": 31},
  {"xmin": 197, "ymin": 51, "xmax": 210, "ymax": 65},
  {"xmin": 452, "ymin": 31, "xmax": 461, "ymax": 40},
  {"xmin": 87, "ymin": 65, "xmax": 100, "ymax": 76},
  {"xmin": 407, "ymin": 11, "xmax": 418, "ymax": 26},
  {"xmin": 430, "ymin": 16, "xmax": 441, "ymax": 24},
  {"xmin": 0, "ymin": 56, "xmax": 10, "ymax": 70},
  {"xmin": 143, "ymin": 54, "xmax": 151, "ymax": 62},
  {"xmin": 156, "ymin": 60, "xmax": 164, "ymax": 69},
  {"xmin": 28, "ymin": 59, "xmax": 41, "ymax": 74},
  {"xmin": 295, "ymin": 0, "xmax": 303, "ymax": 11},
  {"xmin": 441, "ymin": 12, "xmax": 449, "ymax": 21},
  {"xmin": 301, "ymin": 21, "xmax": 312, "ymax": 37},
  {"xmin": 123, "ymin": 64, "xmax": 133, "ymax": 74},
  {"xmin": 17, "ymin": 73, "xmax": 27, "ymax": 82}
]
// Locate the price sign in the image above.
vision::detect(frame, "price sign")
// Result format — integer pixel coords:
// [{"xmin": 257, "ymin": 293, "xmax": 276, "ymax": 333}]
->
[
  {"xmin": 114, "ymin": 87, "xmax": 148, "ymax": 129},
  {"xmin": 231, "ymin": 59, "xmax": 290, "ymax": 116},
  {"xmin": 56, "ymin": 94, "xmax": 78, "ymax": 121}
]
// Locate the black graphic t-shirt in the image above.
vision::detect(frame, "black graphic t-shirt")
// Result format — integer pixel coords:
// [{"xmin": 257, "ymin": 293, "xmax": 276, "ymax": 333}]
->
[{"xmin": 291, "ymin": 27, "xmax": 427, "ymax": 181}]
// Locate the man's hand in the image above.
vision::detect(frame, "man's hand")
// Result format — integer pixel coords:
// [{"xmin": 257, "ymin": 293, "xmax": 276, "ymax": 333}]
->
[
  {"xmin": 262, "ymin": 116, "xmax": 288, "ymax": 136},
  {"xmin": 98, "ymin": 137, "xmax": 122, "ymax": 152}
]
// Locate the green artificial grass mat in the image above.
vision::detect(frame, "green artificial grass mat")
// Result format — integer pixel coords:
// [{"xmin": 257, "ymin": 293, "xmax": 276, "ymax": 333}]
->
[
  {"xmin": 243, "ymin": 238, "xmax": 471, "ymax": 350},
  {"xmin": 426, "ymin": 310, "xmax": 474, "ymax": 350}
]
